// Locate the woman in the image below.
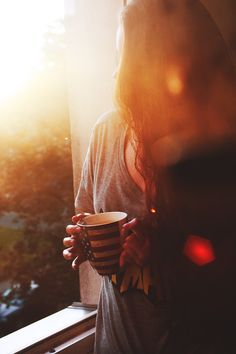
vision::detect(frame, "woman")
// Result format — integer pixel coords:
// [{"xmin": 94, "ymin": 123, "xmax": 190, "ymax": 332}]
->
[
  {"xmin": 63, "ymin": 2, "xmax": 170, "ymax": 352},
  {"xmin": 64, "ymin": 0, "xmax": 236, "ymax": 353},
  {"xmin": 115, "ymin": 0, "xmax": 236, "ymax": 353}
]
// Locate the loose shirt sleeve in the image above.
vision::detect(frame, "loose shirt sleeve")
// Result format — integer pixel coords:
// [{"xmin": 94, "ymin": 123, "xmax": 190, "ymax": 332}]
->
[{"xmin": 74, "ymin": 129, "xmax": 96, "ymax": 214}]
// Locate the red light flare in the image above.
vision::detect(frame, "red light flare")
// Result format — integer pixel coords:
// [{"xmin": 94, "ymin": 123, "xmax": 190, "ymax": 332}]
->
[{"xmin": 183, "ymin": 235, "xmax": 216, "ymax": 266}]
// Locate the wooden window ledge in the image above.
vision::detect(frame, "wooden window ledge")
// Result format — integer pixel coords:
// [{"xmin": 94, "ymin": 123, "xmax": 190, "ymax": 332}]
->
[{"xmin": 0, "ymin": 302, "xmax": 97, "ymax": 354}]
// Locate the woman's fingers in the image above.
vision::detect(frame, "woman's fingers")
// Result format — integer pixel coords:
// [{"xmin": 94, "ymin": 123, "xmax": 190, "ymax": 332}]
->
[
  {"xmin": 67, "ymin": 212, "xmax": 91, "ymax": 235},
  {"xmin": 121, "ymin": 218, "xmax": 148, "ymax": 267},
  {"xmin": 63, "ymin": 246, "xmax": 78, "ymax": 260},
  {"xmin": 63, "ymin": 236, "xmax": 76, "ymax": 248},
  {"xmin": 63, "ymin": 213, "xmax": 92, "ymax": 269},
  {"xmin": 66, "ymin": 224, "xmax": 81, "ymax": 236},
  {"xmin": 122, "ymin": 218, "xmax": 145, "ymax": 241},
  {"xmin": 72, "ymin": 212, "xmax": 91, "ymax": 224},
  {"xmin": 120, "ymin": 250, "xmax": 133, "ymax": 269},
  {"xmin": 123, "ymin": 237, "xmax": 143, "ymax": 266},
  {"xmin": 63, "ymin": 244, "xmax": 87, "ymax": 268}
]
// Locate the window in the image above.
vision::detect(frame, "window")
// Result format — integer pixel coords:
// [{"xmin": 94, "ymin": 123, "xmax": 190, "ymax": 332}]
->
[
  {"xmin": 0, "ymin": 0, "xmax": 124, "ymax": 339},
  {"xmin": 0, "ymin": 303, "xmax": 96, "ymax": 353},
  {"xmin": 1, "ymin": 0, "xmax": 235, "ymax": 347},
  {"xmin": 0, "ymin": 0, "xmax": 79, "ymax": 337},
  {"xmin": 64, "ymin": 0, "xmax": 123, "ymax": 304}
]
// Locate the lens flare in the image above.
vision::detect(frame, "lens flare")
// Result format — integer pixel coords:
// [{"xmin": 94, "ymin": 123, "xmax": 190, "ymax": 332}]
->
[
  {"xmin": 166, "ymin": 71, "xmax": 183, "ymax": 95},
  {"xmin": 183, "ymin": 235, "xmax": 216, "ymax": 266},
  {"xmin": 150, "ymin": 208, "xmax": 157, "ymax": 214}
]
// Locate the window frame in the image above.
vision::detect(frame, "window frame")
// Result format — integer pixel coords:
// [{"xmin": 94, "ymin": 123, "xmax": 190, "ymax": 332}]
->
[{"xmin": 0, "ymin": 303, "xmax": 97, "ymax": 354}]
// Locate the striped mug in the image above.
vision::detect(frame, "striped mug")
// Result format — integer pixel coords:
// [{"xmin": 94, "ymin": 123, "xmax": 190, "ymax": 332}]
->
[{"xmin": 77, "ymin": 212, "xmax": 127, "ymax": 275}]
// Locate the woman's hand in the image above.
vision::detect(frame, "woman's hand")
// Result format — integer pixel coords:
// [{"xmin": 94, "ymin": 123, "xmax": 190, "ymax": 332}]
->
[
  {"xmin": 63, "ymin": 213, "xmax": 90, "ymax": 270},
  {"xmin": 120, "ymin": 218, "xmax": 151, "ymax": 268}
]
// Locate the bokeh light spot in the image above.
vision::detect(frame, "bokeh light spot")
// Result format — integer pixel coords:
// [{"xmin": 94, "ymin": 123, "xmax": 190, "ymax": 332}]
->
[
  {"xmin": 150, "ymin": 208, "xmax": 157, "ymax": 214},
  {"xmin": 166, "ymin": 70, "xmax": 183, "ymax": 95},
  {"xmin": 183, "ymin": 235, "xmax": 216, "ymax": 266}
]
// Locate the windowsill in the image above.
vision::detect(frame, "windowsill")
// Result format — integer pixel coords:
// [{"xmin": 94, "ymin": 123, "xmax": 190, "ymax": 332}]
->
[{"xmin": 0, "ymin": 302, "xmax": 97, "ymax": 354}]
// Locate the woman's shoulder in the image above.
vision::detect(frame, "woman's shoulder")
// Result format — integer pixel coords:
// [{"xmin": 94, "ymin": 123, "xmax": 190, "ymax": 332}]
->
[{"xmin": 93, "ymin": 109, "xmax": 125, "ymax": 134}]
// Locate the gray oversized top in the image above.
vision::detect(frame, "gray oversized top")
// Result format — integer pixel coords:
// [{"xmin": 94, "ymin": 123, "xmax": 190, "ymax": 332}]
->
[{"xmin": 75, "ymin": 110, "xmax": 170, "ymax": 354}]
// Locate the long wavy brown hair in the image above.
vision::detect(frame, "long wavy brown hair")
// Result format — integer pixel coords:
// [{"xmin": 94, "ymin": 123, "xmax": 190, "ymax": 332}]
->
[{"xmin": 115, "ymin": 0, "xmax": 236, "ymax": 216}]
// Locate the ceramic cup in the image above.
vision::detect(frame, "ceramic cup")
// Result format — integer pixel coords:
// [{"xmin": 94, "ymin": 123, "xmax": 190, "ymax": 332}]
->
[{"xmin": 77, "ymin": 211, "xmax": 128, "ymax": 275}]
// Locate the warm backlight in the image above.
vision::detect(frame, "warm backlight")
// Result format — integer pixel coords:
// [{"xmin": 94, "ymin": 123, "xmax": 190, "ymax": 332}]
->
[
  {"xmin": 166, "ymin": 68, "xmax": 183, "ymax": 95},
  {"xmin": 150, "ymin": 208, "xmax": 157, "ymax": 214},
  {"xmin": 0, "ymin": 0, "xmax": 63, "ymax": 103},
  {"xmin": 183, "ymin": 235, "xmax": 216, "ymax": 266}
]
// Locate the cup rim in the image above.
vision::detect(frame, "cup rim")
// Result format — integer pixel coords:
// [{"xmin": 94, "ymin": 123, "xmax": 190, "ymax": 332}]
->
[{"xmin": 77, "ymin": 211, "xmax": 127, "ymax": 228}]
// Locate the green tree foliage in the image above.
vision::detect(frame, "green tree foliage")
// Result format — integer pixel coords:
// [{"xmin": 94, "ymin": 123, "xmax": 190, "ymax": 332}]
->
[
  {"xmin": 0, "ymin": 131, "xmax": 78, "ymax": 308},
  {"xmin": 0, "ymin": 20, "xmax": 79, "ymax": 317}
]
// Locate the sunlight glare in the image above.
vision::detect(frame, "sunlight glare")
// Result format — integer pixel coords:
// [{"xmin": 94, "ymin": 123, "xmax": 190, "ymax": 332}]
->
[{"xmin": 0, "ymin": 0, "xmax": 64, "ymax": 103}]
